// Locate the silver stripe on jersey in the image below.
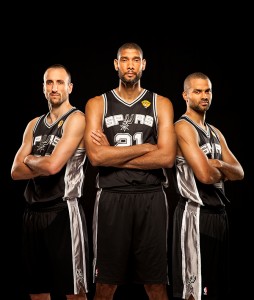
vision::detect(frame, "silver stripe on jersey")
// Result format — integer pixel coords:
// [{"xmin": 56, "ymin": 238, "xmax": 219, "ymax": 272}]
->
[
  {"xmin": 92, "ymin": 188, "xmax": 102, "ymax": 283},
  {"xmin": 63, "ymin": 148, "xmax": 86, "ymax": 199},
  {"xmin": 175, "ymin": 156, "xmax": 204, "ymax": 205},
  {"xmin": 180, "ymin": 201, "xmax": 202, "ymax": 300}
]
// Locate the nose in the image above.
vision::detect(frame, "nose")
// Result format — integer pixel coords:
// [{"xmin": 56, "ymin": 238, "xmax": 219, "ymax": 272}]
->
[
  {"xmin": 127, "ymin": 61, "xmax": 134, "ymax": 69},
  {"xmin": 201, "ymin": 91, "xmax": 208, "ymax": 99},
  {"xmin": 52, "ymin": 83, "xmax": 58, "ymax": 92}
]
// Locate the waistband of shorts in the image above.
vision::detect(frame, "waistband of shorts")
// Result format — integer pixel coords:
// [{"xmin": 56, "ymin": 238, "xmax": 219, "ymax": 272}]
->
[
  {"xmin": 26, "ymin": 197, "xmax": 67, "ymax": 211},
  {"xmin": 102, "ymin": 185, "xmax": 163, "ymax": 194},
  {"xmin": 178, "ymin": 197, "xmax": 226, "ymax": 214}
]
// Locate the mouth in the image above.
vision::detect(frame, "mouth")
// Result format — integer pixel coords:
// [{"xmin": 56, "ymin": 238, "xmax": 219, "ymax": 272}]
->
[{"xmin": 126, "ymin": 72, "xmax": 136, "ymax": 78}]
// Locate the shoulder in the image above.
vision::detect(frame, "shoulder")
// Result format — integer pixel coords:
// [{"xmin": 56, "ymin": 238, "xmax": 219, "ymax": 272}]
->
[
  {"xmin": 156, "ymin": 94, "xmax": 173, "ymax": 107},
  {"xmin": 28, "ymin": 116, "xmax": 42, "ymax": 128},
  {"xmin": 175, "ymin": 118, "xmax": 197, "ymax": 135},
  {"xmin": 69, "ymin": 109, "xmax": 85, "ymax": 120},
  {"xmin": 155, "ymin": 94, "xmax": 174, "ymax": 119},
  {"xmin": 85, "ymin": 95, "xmax": 106, "ymax": 119},
  {"xmin": 85, "ymin": 94, "xmax": 104, "ymax": 109},
  {"xmin": 208, "ymin": 123, "xmax": 220, "ymax": 133},
  {"xmin": 65, "ymin": 110, "xmax": 86, "ymax": 128},
  {"xmin": 23, "ymin": 116, "xmax": 44, "ymax": 137},
  {"xmin": 208, "ymin": 123, "xmax": 223, "ymax": 139},
  {"xmin": 71, "ymin": 109, "xmax": 85, "ymax": 118}
]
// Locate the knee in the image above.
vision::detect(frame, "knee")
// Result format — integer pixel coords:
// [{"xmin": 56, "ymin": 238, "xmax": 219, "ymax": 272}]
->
[
  {"xmin": 144, "ymin": 284, "xmax": 168, "ymax": 300},
  {"xmin": 94, "ymin": 283, "xmax": 117, "ymax": 299}
]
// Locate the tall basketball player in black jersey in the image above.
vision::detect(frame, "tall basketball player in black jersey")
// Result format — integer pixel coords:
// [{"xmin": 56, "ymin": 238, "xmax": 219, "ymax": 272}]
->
[
  {"xmin": 172, "ymin": 72, "xmax": 244, "ymax": 300},
  {"xmin": 11, "ymin": 64, "xmax": 89, "ymax": 300},
  {"xmin": 84, "ymin": 43, "xmax": 177, "ymax": 300}
]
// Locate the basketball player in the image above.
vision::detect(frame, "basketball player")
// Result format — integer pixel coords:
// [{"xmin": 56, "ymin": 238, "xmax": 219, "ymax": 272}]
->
[
  {"xmin": 84, "ymin": 42, "xmax": 177, "ymax": 300},
  {"xmin": 172, "ymin": 72, "xmax": 244, "ymax": 300},
  {"xmin": 11, "ymin": 64, "xmax": 89, "ymax": 300}
]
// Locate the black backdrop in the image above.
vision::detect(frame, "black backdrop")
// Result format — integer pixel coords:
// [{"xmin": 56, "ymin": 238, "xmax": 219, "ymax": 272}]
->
[{"xmin": 4, "ymin": 37, "xmax": 251, "ymax": 299}]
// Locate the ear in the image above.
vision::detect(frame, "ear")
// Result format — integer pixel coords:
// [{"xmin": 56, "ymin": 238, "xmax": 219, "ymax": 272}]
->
[
  {"xmin": 114, "ymin": 59, "xmax": 118, "ymax": 71},
  {"xmin": 182, "ymin": 91, "xmax": 187, "ymax": 101},
  {"xmin": 142, "ymin": 59, "xmax": 146, "ymax": 71},
  {"xmin": 68, "ymin": 83, "xmax": 73, "ymax": 94}
]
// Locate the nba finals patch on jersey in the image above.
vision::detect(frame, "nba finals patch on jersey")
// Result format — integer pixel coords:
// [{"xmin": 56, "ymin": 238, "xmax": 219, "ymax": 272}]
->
[{"xmin": 141, "ymin": 100, "xmax": 151, "ymax": 108}]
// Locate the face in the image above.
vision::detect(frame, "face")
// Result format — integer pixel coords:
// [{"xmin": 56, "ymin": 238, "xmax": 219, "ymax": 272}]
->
[
  {"xmin": 183, "ymin": 78, "xmax": 212, "ymax": 113},
  {"xmin": 43, "ymin": 67, "xmax": 73, "ymax": 107},
  {"xmin": 114, "ymin": 48, "xmax": 146, "ymax": 87}
]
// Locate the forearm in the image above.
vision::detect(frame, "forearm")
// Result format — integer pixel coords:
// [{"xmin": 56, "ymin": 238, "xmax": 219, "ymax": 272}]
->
[
  {"xmin": 117, "ymin": 149, "xmax": 175, "ymax": 169},
  {"xmin": 24, "ymin": 155, "xmax": 52, "ymax": 176},
  {"xmin": 87, "ymin": 143, "xmax": 156, "ymax": 167},
  {"xmin": 215, "ymin": 159, "xmax": 244, "ymax": 181},
  {"xmin": 11, "ymin": 162, "xmax": 41, "ymax": 180}
]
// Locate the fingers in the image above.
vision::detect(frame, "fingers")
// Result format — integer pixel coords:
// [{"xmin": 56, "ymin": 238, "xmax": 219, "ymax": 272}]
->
[{"xmin": 91, "ymin": 130, "xmax": 110, "ymax": 146}]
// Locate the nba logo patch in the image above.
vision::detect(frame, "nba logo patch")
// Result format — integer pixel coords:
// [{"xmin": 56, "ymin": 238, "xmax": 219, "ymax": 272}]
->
[
  {"xmin": 95, "ymin": 268, "xmax": 99, "ymax": 277},
  {"xmin": 203, "ymin": 287, "xmax": 208, "ymax": 295}
]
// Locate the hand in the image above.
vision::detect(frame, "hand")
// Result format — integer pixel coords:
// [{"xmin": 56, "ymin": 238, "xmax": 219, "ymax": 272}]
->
[
  {"xmin": 91, "ymin": 130, "xmax": 110, "ymax": 146},
  {"xmin": 209, "ymin": 159, "xmax": 227, "ymax": 181},
  {"xmin": 24, "ymin": 155, "xmax": 32, "ymax": 165},
  {"xmin": 208, "ymin": 158, "xmax": 222, "ymax": 168}
]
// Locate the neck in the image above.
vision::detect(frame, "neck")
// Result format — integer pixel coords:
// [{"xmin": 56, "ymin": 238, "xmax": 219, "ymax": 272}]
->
[
  {"xmin": 115, "ymin": 82, "xmax": 143, "ymax": 102},
  {"xmin": 48, "ymin": 102, "xmax": 73, "ymax": 123},
  {"xmin": 185, "ymin": 110, "xmax": 206, "ymax": 128}
]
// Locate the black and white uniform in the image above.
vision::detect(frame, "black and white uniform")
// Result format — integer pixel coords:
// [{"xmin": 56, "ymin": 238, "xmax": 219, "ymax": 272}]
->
[
  {"xmin": 93, "ymin": 89, "xmax": 170, "ymax": 285},
  {"xmin": 22, "ymin": 107, "xmax": 89, "ymax": 297},
  {"xmin": 172, "ymin": 115, "xmax": 230, "ymax": 300}
]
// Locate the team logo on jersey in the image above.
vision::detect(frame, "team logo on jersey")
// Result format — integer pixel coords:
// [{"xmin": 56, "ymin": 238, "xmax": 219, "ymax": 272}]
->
[
  {"xmin": 120, "ymin": 114, "xmax": 134, "ymax": 131},
  {"xmin": 141, "ymin": 100, "xmax": 151, "ymax": 108},
  {"xmin": 34, "ymin": 134, "xmax": 60, "ymax": 153},
  {"xmin": 58, "ymin": 120, "xmax": 64, "ymax": 128},
  {"xmin": 186, "ymin": 275, "xmax": 196, "ymax": 295}
]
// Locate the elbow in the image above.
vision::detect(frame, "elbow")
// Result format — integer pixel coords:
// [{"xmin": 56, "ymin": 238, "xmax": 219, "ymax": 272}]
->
[
  {"xmin": 10, "ymin": 166, "xmax": 23, "ymax": 180},
  {"xmin": 238, "ymin": 167, "xmax": 245, "ymax": 180},
  {"xmin": 45, "ymin": 162, "xmax": 63, "ymax": 176},
  {"xmin": 230, "ymin": 169, "xmax": 245, "ymax": 181},
  {"xmin": 47, "ymin": 166, "xmax": 61, "ymax": 176},
  {"xmin": 86, "ymin": 150, "xmax": 106, "ymax": 167},
  {"xmin": 164, "ymin": 161, "xmax": 175, "ymax": 169},
  {"xmin": 161, "ymin": 154, "xmax": 176, "ymax": 168},
  {"xmin": 196, "ymin": 173, "xmax": 215, "ymax": 184},
  {"xmin": 88, "ymin": 158, "xmax": 100, "ymax": 167},
  {"xmin": 89, "ymin": 156, "xmax": 105, "ymax": 167},
  {"xmin": 166, "ymin": 158, "xmax": 175, "ymax": 168},
  {"xmin": 11, "ymin": 170, "xmax": 19, "ymax": 180},
  {"xmin": 237, "ymin": 170, "xmax": 244, "ymax": 181}
]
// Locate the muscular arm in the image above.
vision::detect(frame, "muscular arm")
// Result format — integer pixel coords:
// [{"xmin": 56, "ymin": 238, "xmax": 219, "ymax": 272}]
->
[
  {"xmin": 11, "ymin": 112, "xmax": 86, "ymax": 180},
  {"xmin": 209, "ymin": 126, "xmax": 244, "ymax": 181},
  {"xmin": 11, "ymin": 117, "xmax": 41, "ymax": 180},
  {"xmin": 176, "ymin": 121, "xmax": 244, "ymax": 184},
  {"xmin": 84, "ymin": 95, "xmax": 158, "ymax": 167},
  {"xmin": 175, "ymin": 120, "xmax": 224, "ymax": 184}
]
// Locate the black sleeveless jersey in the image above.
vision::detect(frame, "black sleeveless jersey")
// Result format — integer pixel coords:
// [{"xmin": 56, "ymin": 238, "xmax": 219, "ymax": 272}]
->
[
  {"xmin": 24, "ymin": 107, "xmax": 87, "ymax": 204},
  {"xmin": 175, "ymin": 115, "xmax": 229, "ymax": 207},
  {"xmin": 97, "ymin": 89, "xmax": 168, "ymax": 190}
]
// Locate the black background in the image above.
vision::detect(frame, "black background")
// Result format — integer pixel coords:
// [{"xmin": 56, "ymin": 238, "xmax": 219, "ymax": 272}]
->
[{"xmin": 4, "ymin": 36, "xmax": 251, "ymax": 299}]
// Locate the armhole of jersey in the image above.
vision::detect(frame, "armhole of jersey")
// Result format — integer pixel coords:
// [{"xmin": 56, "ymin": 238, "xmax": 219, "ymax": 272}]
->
[
  {"xmin": 153, "ymin": 93, "xmax": 158, "ymax": 130},
  {"xmin": 102, "ymin": 93, "xmax": 107, "ymax": 129},
  {"xmin": 33, "ymin": 115, "xmax": 45, "ymax": 133},
  {"xmin": 207, "ymin": 124, "xmax": 220, "ymax": 142}
]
